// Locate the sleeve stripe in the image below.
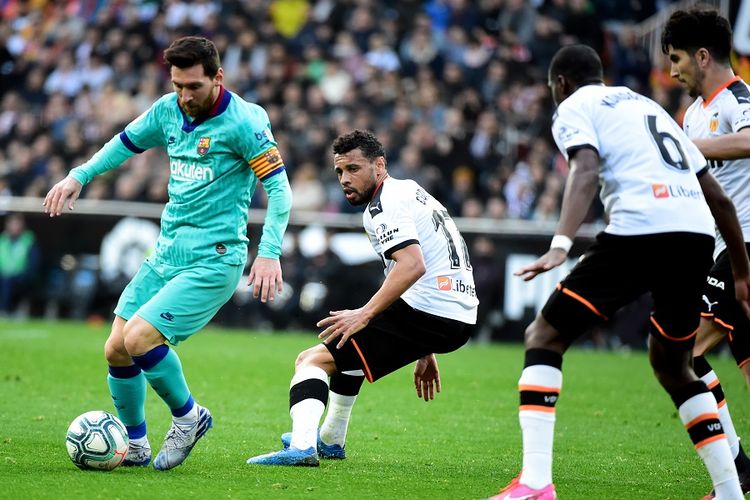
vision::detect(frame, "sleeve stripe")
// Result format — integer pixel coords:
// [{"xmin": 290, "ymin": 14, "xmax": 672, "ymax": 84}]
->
[
  {"xmin": 249, "ymin": 146, "xmax": 284, "ymax": 173},
  {"xmin": 119, "ymin": 131, "xmax": 145, "ymax": 154},
  {"xmin": 253, "ymin": 161, "xmax": 286, "ymax": 179},
  {"xmin": 258, "ymin": 166, "xmax": 285, "ymax": 181},
  {"xmin": 383, "ymin": 239, "xmax": 419, "ymax": 260}
]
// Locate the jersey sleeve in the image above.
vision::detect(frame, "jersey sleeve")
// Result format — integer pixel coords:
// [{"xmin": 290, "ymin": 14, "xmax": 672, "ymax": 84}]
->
[
  {"xmin": 373, "ymin": 188, "xmax": 420, "ymax": 260},
  {"xmin": 729, "ymin": 99, "xmax": 750, "ymax": 132},
  {"xmin": 121, "ymin": 97, "xmax": 169, "ymax": 152},
  {"xmin": 69, "ymin": 98, "xmax": 171, "ymax": 185},
  {"xmin": 551, "ymin": 100, "xmax": 599, "ymax": 160},
  {"xmin": 238, "ymin": 105, "xmax": 286, "ymax": 181}
]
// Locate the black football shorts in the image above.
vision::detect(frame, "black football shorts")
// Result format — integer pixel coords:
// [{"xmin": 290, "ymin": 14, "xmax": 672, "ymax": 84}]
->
[
  {"xmin": 542, "ymin": 231, "xmax": 715, "ymax": 351},
  {"xmin": 325, "ymin": 298, "xmax": 472, "ymax": 382}
]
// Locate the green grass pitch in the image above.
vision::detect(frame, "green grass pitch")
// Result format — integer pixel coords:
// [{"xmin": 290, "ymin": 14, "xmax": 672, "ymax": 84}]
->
[{"xmin": 1, "ymin": 319, "xmax": 748, "ymax": 499}]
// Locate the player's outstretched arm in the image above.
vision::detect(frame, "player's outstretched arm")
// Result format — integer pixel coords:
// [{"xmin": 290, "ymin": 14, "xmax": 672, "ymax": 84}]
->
[
  {"xmin": 43, "ymin": 176, "xmax": 83, "ymax": 217},
  {"xmin": 414, "ymin": 354, "xmax": 441, "ymax": 402},
  {"xmin": 318, "ymin": 243, "xmax": 426, "ymax": 349},
  {"xmin": 693, "ymin": 128, "xmax": 750, "ymax": 160},
  {"xmin": 699, "ymin": 170, "xmax": 750, "ymax": 317},
  {"xmin": 515, "ymin": 148, "xmax": 599, "ymax": 281}
]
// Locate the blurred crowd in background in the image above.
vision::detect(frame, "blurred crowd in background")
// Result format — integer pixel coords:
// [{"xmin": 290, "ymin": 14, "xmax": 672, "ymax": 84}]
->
[
  {"xmin": 0, "ymin": 0, "xmax": 742, "ymax": 344},
  {"xmin": 0, "ymin": 0, "xmax": 706, "ymax": 222}
]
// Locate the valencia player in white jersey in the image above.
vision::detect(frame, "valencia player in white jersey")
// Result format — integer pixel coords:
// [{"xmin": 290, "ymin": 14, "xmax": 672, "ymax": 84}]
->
[
  {"xmin": 247, "ymin": 130, "xmax": 477, "ymax": 466},
  {"xmin": 487, "ymin": 45, "xmax": 750, "ymax": 500},
  {"xmin": 663, "ymin": 9, "xmax": 750, "ymax": 496}
]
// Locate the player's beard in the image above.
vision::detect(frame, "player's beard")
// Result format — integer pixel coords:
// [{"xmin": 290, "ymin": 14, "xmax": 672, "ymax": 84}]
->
[
  {"xmin": 687, "ymin": 65, "xmax": 705, "ymax": 98},
  {"xmin": 346, "ymin": 182, "xmax": 376, "ymax": 206},
  {"xmin": 181, "ymin": 94, "xmax": 214, "ymax": 117}
]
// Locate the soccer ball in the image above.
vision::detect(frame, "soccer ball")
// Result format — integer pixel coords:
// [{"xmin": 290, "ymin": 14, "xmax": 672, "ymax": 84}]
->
[{"xmin": 65, "ymin": 411, "xmax": 129, "ymax": 470}]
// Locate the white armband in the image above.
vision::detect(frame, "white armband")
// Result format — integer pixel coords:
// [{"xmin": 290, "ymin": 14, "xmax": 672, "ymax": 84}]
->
[{"xmin": 550, "ymin": 235, "xmax": 573, "ymax": 253}]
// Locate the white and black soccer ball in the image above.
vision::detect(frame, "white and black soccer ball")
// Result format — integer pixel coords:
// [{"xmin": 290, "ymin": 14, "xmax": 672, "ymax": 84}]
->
[{"xmin": 65, "ymin": 411, "xmax": 129, "ymax": 470}]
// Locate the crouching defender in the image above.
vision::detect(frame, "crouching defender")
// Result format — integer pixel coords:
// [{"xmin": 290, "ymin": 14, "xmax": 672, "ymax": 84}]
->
[{"xmin": 247, "ymin": 130, "xmax": 478, "ymax": 466}]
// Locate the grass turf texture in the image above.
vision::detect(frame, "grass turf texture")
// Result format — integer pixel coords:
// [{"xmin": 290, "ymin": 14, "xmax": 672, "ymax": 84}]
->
[{"xmin": 0, "ymin": 320, "xmax": 748, "ymax": 499}]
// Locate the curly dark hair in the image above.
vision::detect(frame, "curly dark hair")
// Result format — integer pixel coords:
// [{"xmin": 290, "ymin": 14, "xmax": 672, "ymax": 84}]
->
[
  {"xmin": 164, "ymin": 36, "xmax": 221, "ymax": 78},
  {"xmin": 661, "ymin": 10, "xmax": 732, "ymax": 63},
  {"xmin": 332, "ymin": 130, "xmax": 386, "ymax": 161}
]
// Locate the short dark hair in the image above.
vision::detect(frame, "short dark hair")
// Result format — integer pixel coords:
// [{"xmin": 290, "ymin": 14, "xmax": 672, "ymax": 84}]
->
[
  {"xmin": 332, "ymin": 130, "xmax": 386, "ymax": 161},
  {"xmin": 548, "ymin": 45, "xmax": 603, "ymax": 87},
  {"xmin": 164, "ymin": 36, "xmax": 221, "ymax": 78},
  {"xmin": 661, "ymin": 10, "xmax": 732, "ymax": 63}
]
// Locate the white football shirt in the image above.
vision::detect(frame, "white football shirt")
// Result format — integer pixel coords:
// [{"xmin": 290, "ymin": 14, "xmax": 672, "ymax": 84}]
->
[
  {"xmin": 683, "ymin": 76, "xmax": 750, "ymax": 258},
  {"xmin": 363, "ymin": 177, "xmax": 478, "ymax": 324},
  {"xmin": 551, "ymin": 84, "xmax": 714, "ymax": 237}
]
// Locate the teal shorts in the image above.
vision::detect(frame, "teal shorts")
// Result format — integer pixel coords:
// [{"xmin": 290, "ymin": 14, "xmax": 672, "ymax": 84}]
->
[{"xmin": 114, "ymin": 258, "xmax": 243, "ymax": 344}]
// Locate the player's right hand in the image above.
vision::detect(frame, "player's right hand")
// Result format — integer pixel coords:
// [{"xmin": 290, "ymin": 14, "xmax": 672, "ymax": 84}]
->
[{"xmin": 43, "ymin": 176, "xmax": 83, "ymax": 217}]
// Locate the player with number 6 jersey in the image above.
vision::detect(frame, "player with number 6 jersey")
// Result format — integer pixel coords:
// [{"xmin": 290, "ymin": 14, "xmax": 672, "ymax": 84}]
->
[
  {"xmin": 487, "ymin": 44, "xmax": 750, "ymax": 500},
  {"xmin": 246, "ymin": 130, "xmax": 477, "ymax": 467}
]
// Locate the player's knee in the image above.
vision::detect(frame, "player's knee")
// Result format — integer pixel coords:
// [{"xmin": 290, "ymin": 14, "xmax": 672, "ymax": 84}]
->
[
  {"xmin": 295, "ymin": 346, "xmax": 320, "ymax": 368},
  {"xmin": 649, "ymin": 347, "xmax": 694, "ymax": 391},
  {"xmin": 524, "ymin": 316, "xmax": 560, "ymax": 350},
  {"xmin": 104, "ymin": 335, "xmax": 129, "ymax": 364},
  {"xmin": 122, "ymin": 322, "xmax": 150, "ymax": 356},
  {"xmin": 295, "ymin": 345, "xmax": 335, "ymax": 373}
]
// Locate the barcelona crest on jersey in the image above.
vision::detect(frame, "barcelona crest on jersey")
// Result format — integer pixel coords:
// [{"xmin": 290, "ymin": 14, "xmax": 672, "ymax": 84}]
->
[{"xmin": 197, "ymin": 137, "xmax": 211, "ymax": 155}]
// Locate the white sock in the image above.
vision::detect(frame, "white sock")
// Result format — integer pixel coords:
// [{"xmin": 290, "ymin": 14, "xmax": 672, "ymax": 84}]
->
[
  {"xmin": 173, "ymin": 401, "xmax": 198, "ymax": 427},
  {"xmin": 320, "ymin": 392, "xmax": 357, "ymax": 446},
  {"xmin": 700, "ymin": 370, "xmax": 741, "ymax": 459},
  {"xmin": 679, "ymin": 392, "xmax": 742, "ymax": 498},
  {"xmin": 289, "ymin": 366, "xmax": 329, "ymax": 451},
  {"xmin": 518, "ymin": 365, "xmax": 562, "ymax": 489}
]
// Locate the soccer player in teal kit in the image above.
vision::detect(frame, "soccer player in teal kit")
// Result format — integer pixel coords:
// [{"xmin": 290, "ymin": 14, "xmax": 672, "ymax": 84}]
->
[{"xmin": 43, "ymin": 36, "xmax": 292, "ymax": 470}]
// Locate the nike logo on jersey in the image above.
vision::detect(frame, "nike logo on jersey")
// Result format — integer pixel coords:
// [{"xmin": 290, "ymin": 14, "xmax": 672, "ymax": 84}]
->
[{"xmin": 160, "ymin": 312, "xmax": 175, "ymax": 321}]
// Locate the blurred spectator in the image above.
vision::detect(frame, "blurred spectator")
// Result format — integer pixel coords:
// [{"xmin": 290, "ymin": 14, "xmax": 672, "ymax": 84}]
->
[
  {"xmin": 497, "ymin": 0, "xmax": 536, "ymax": 47},
  {"xmin": 364, "ymin": 32, "xmax": 400, "ymax": 73},
  {"xmin": 563, "ymin": 0, "xmax": 605, "ymax": 54},
  {"xmin": 0, "ymin": 213, "xmax": 39, "ymax": 316},
  {"xmin": 612, "ymin": 25, "xmax": 652, "ymax": 96},
  {"xmin": 44, "ymin": 53, "xmax": 84, "ymax": 98},
  {"xmin": 471, "ymin": 235, "xmax": 503, "ymax": 341},
  {"xmin": 291, "ymin": 161, "xmax": 327, "ymax": 211}
]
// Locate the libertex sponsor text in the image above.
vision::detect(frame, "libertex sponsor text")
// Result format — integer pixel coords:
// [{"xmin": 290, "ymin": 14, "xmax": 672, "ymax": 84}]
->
[{"xmin": 651, "ymin": 183, "xmax": 702, "ymax": 200}]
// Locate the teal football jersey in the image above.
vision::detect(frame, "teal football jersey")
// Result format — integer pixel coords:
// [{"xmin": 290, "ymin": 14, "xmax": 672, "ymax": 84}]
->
[{"xmin": 121, "ymin": 87, "xmax": 284, "ymax": 266}]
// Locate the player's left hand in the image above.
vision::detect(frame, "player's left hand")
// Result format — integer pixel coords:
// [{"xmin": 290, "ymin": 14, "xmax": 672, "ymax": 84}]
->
[
  {"xmin": 317, "ymin": 308, "xmax": 370, "ymax": 349},
  {"xmin": 513, "ymin": 248, "xmax": 568, "ymax": 281},
  {"xmin": 413, "ymin": 354, "xmax": 440, "ymax": 402},
  {"xmin": 247, "ymin": 257, "xmax": 283, "ymax": 303}
]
